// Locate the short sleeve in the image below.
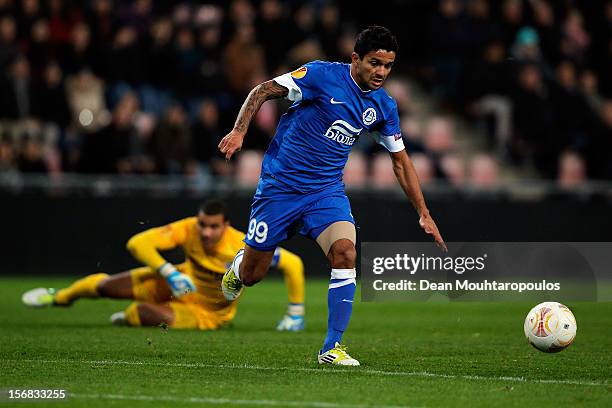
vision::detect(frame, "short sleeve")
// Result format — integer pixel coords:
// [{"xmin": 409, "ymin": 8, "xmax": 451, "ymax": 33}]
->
[
  {"xmin": 273, "ymin": 61, "xmax": 326, "ymax": 102},
  {"xmin": 372, "ymin": 100, "xmax": 405, "ymax": 152}
]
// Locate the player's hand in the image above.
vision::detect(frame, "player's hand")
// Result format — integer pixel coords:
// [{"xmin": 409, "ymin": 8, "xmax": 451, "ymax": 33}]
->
[
  {"xmin": 419, "ymin": 212, "xmax": 448, "ymax": 252},
  {"xmin": 166, "ymin": 271, "xmax": 196, "ymax": 298},
  {"xmin": 218, "ymin": 129, "xmax": 245, "ymax": 160},
  {"xmin": 159, "ymin": 264, "xmax": 196, "ymax": 298}
]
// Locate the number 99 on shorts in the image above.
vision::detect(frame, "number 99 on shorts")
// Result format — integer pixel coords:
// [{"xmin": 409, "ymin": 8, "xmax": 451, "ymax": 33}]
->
[{"xmin": 247, "ymin": 219, "xmax": 268, "ymax": 243}]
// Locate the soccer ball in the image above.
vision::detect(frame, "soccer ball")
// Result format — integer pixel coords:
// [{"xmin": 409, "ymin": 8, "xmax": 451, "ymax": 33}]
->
[{"xmin": 523, "ymin": 302, "xmax": 577, "ymax": 353}]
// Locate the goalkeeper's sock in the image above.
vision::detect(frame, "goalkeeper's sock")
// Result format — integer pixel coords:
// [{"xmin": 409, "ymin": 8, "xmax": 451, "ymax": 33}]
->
[
  {"xmin": 54, "ymin": 273, "xmax": 109, "ymax": 305},
  {"xmin": 322, "ymin": 269, "xmax": 356, "ymax": 353}
]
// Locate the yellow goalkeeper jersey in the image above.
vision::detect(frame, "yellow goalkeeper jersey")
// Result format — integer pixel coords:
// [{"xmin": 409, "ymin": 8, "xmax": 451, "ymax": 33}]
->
[{"xmin": 126, "ymin": 217, "xmax": 245, "ymax": 311}]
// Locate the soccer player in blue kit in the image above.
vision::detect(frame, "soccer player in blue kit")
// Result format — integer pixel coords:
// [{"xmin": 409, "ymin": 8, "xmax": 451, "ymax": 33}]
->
[{"xmin": 219, "ymin": 26, "xmax": 447, "ymax": 365}]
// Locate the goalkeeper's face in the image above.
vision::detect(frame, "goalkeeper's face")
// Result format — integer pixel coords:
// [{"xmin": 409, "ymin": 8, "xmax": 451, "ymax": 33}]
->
[
  {"xmin": 351, "ymin": 49, "xmax": 396, "ymax": 90},
  {"xmin": 197, "ymin": 211, "xmax": 229, "ymax": 248}
]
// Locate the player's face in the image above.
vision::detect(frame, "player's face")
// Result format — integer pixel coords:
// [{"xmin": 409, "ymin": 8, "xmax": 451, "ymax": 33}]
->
[
  {"xmin": 352, "ymin": 49, "xmax": 396, "ymax": 90},
  {"xmin": 196, "ymin": 212, "xmax": 228, "ymax": 247}
]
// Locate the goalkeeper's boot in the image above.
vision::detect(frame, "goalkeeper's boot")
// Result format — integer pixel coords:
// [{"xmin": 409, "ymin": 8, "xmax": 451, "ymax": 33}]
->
[
  {"xmin": 22, "ymin": 288, "xmax": 56, "ymax": 307},
  {"xmin": 317, "ymin": 343, "xmax": 360, "ymax": 366},
  {"xmin": 110, "ymin": 311, "xmax": 129, "ymax": 326},
  {"xmin": 276, "ymin": 314, "xmax": 305, "ymax": 332},
  {"xmin": 221, "ymin": 249, "xmax": 244, "ymax": 301}
]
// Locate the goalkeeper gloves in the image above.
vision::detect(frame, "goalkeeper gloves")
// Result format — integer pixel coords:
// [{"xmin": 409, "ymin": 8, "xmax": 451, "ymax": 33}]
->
[{"xmin": 158, "ymin": 263, "xmax": 196, "ymax": 298}]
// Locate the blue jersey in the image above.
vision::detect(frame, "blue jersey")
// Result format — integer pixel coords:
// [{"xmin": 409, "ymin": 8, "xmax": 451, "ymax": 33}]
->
[{"xmin": 264, "ymin": 61, "xmax": 405, "ymax": 193}]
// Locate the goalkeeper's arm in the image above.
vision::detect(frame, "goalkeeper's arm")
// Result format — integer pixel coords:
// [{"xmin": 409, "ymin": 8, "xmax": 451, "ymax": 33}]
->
[{"xmin": 126, "ymin": 229, "xmax": 196, "ymax": 297}]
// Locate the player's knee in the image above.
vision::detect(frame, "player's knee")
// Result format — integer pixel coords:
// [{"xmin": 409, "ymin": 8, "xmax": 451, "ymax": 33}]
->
[{"xmin": 329, "ymin": 239, "xmax": 356, "ymax": 268}]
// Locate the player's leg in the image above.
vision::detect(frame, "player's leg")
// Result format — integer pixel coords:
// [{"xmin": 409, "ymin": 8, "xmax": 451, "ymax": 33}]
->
[
  {"xmin": 302, "ymin": 193, "xmax": 360, "ymax": 365},
  {"xmin": 222, "ymin": 176, "xmax": 303, "ymax": 301},
  {"xmin": 120, "ymin": 302, "xmax": 175, "ymax": 327},
  {"xmin": 318, "ymin": 225, "xmax": 359, "ymax": 365},
  {"xmin": 22, "ymin": 272, "xmax": 110, "ymax": 307},
  {"xmin": 274, "ymin": 247, "xmax": 306, "ymax": 331},
  {"xmin": 121, "ymin": 300, "xmax": 228, "ymax": 330}
]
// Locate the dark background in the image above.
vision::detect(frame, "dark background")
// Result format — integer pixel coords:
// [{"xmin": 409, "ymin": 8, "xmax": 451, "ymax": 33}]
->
[{"xmin": 2, "ymin": 190, "xmax": 610, "ymax": 277}]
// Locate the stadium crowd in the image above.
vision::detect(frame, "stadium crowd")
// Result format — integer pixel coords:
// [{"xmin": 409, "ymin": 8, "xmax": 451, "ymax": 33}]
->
[{"xmin": 0, "ymin": 0, "xmax": 610, "ymax": 188}]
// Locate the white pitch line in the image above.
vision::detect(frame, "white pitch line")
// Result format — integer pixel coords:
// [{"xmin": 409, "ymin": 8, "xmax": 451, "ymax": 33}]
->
[
  {"xmin": 6, "ymin": 359, "xmax": 610, "ymax": 387},
  {"xmin": 72, "ymin": 393, "xmax": 417, "ymax": 408}
]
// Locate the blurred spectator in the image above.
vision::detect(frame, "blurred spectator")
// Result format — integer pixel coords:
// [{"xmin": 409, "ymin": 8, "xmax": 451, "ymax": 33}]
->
[
  {"xmin": 468, "ymin": 153, "xmax": 499, "ymax": 188},
  {"xmin": 0, "ymin": 135, "xmax": 16, "ymax": 172},
  {"xmin": 560, "ymin": 8, "xmax": 590, "ymax": 63},
  {"xmin": 78, "ymin": 92, "xmax": 140, "ymax": 174},
  {"xmin": 149, "ymin": 104, "xmax": 191, "ymax": 174},
  {"xmin": 191, "ymin": 99, "xmax": 223, "ymax": 172},
  {"xmin": 440, "ymin": 153, "xmax": 466, "ymax": 186},
  {"xmin": 557, "ymin": 151, "xmax": 587, "ymax": 188},
  {"xmin": 65, "ymin": 68, "xmax": 107, "ymax": 132},
  {"xmin": 511, "ymin": 27, "xmax": 542, "ymax": 63},
  {"xmin": 370, "ymin": 152, "xmax": 397, "ymax": 188},
  {"xmin": 423, "ymin": 117, "xmax": 455, "ymax": 155},
  {"xmin": 510, "ymin": 63, "xmax": 555, "ymax": 175},
  {"xmin": 235, "ymin": 150, "xmax": 262, "ymax": 187},
  {"xmin": 15, "ymin": 0, "xmax": 42, "ymax": 41},
  {"xmin": 343, "ymin": 152, "xmax": 367, "ymax": 187},
  {"xmin": 107, "ymin": 26, "xmax": 144, "ymax": 85},
  {"xmin": 224, "ymin": 24, "xmax": 264, "ymax": 95},
  {"xmin": 26, "ymin": 19, "xmax": 52, "ymax": 76},
  {"xmin": 174, "ymin": 26, "xmax": 200, "ymax": 97},
  {"xmin": 47, "ymin": 0, "xmax": 81, "ymax": 46},
  {"xmin": 0, "ymin": 15, "xmax": 18, "ymax": 69},
  {"xmin": 385, "ymin": 79, "xmax": 413, "ymax": 115},
  {"xmin": 429, "ymin": 0, "xmax": 468, "ymax": 103},
  {"xmin": 17, "ymin": 136, "xmax": 47, "ymax": 173},
  {"xmin": 61, "ymin": 22, "xmax": 96, "ymax": 75},
  {"xmin": 531, "ymin": 0, "xmax": 561, "ymax": 65},
  {"xmin": 196, "ymin": 24, "xmax": 225, "ymax": 94},
  {"xmin": 410, "ymin": 153, "xmax": 435, "ymax": 185},
  {"xmin": 0, "ymin": 56, "xmax": 35, "ymax": 120},
  {"xmin": 256, "ymin": 0, "xmax": 290, "ymax": 70},
  {"xmin": 32, "ymin": 63, "xmax": 70, "ymax": 128},
  {"xmin": 586, "ymin": 99, "xmax": 612, "ymax": 179},
  {"xmin": 316, "ymin": 3, "xmax": 342, "ymax": 61},
  {"xmin": 146, "ymin": 18, "xmax": 175, "ymax": 89}
]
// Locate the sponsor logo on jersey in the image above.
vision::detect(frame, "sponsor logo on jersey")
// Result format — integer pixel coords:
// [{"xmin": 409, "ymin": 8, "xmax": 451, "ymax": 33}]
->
[
  {"xmin": 362, "ymin": 107, "xmax": 377, "ymax": 125},
  {"xmin": 324, "ymin": 120, "xmax": 363, "ymax": 146},
  {"xmin": 291, "ymin": 66, "xmax": 307, "ymax": 79}
]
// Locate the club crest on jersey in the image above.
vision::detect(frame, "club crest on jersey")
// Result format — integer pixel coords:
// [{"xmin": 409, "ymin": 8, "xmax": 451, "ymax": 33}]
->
[
  {"xmin": 324, "ymin": 120, "xmax": 363, "ymax": 146},
  {"xmin": 291, "ymin": 66, "xmax": 307, "ymax": 79},
  {"xmin": 362, "ymin": 108, "xmax": 377, "ymax": 125}
]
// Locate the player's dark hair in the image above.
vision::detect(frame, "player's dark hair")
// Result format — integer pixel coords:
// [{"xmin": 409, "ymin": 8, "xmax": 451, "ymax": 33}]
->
[
  {"xmin": 199, "ymin": 200, "xmax": 228, "ymax": 221},
  {"xmin": 354, "ymin": 25, "xmax": 398, "ymax": 59}
]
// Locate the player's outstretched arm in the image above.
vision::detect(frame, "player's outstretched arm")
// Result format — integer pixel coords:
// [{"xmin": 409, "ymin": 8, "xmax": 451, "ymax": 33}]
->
[
  {"xmin": 390, "ymin": 150, "xmax": 448, "ymax": 252},
  {"xmin": 218, "ymin": 80, "xmax": 288, "ymax": 159},
  {"xmin": 126, "ymin": 227, "xmax": 196, "ymax": 297}
]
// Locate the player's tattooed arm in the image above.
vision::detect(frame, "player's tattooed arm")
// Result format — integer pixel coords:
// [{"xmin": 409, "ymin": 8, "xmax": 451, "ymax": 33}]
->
[
  {"xmin": 234, "ymin": 81, "xmax": 288, "ymax": 133},
  {"xmin": 390, "ymin": 150, "xmax": 448, "ymax": 252},
  {"xmin": 218, "ymin": 81, "xmax": 288, "ymax": 159}
]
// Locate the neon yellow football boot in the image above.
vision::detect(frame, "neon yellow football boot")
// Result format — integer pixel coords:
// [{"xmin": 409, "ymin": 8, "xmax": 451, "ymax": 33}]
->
[
  {"xmin": 318, "ymin": 343, "xmax": 360, "ymax": 366},
  {"xmin": 222, "ymin": 249, "xmax": 244, "ymax": 301}
]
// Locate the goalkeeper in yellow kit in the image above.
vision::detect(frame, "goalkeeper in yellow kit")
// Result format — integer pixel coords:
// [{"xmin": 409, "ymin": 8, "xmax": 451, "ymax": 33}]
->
[{"xmin": 21, "ymin": 200, "xmax": 306, "ymax": 331}]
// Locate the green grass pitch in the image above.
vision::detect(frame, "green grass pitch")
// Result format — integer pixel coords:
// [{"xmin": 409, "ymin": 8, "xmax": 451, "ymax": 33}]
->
[{"xmin": 1, "ymin": 277, "xmax": 610, "ymax": 407}]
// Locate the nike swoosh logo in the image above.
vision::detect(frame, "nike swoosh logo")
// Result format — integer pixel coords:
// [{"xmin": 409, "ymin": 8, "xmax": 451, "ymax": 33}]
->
[
  {"xmin": 330, "ymin": 98, "xmax": 346, "ymax": 104},
  {"xmin": 341, "ymin": 299, "xmax": 353, "ymax": 303}
]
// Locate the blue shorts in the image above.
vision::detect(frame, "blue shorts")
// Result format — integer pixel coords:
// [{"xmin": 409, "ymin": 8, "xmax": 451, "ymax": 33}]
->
[{"xmin": 244, "ymin": 176, "xmax": 355, "ymax": 251}]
